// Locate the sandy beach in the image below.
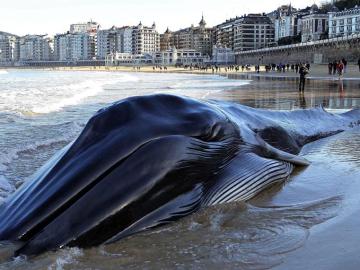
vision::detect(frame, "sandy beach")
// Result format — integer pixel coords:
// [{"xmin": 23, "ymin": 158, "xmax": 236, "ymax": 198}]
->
[{"xmin": 3, "ymin": 63, "xmax": 360, "ymax": 81}]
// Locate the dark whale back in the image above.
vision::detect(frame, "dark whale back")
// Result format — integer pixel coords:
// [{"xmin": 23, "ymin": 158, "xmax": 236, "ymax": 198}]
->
[{"xmin": 0, "ymin": 94, "xmax": 359, "ymax": 256}]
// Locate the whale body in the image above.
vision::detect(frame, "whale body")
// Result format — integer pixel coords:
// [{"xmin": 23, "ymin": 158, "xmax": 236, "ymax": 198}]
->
[{"xmin": 0, "ymin": 94, "xmax": 359, "ymax": 256}]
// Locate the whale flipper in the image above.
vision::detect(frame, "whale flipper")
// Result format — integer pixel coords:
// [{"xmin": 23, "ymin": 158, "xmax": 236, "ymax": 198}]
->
[
  {"xmin": 105, "ymin": 183, "xmax": 204, "ymax": 244},
  {"xmin": 255, "ymin": 134, "xmax": 310, "ymax": 166},
  {"xmin": 204, "ymin": 152, "xmax": 294, "ymax": 205}
]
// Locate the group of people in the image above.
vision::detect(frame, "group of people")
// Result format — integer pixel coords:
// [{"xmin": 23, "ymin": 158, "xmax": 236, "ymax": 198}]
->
[
  {"xmin": 152, "ymin": 66, "xmax": 168, "ymax": 71},
  {"xmin": 264, "ymin": 63, "xmax": 311, "ymax": 73},
  {"xmin": 328, "ymin": 59, "xmax": 347, "ymax": 77}
]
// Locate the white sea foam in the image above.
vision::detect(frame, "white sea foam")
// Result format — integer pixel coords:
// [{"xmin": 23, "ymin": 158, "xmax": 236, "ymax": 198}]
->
[
  {"xmin": 47, "ymin": 248, "xmax": 83, "ymax": 270},
  {"xmin": 0, "ymin": 175, "xmax": 14, "ymax": 201},
  {"xmin": 0, "ymin": 128, "xmax": 79, "ymax": 173},
  {"xmin": 0, "ymin": 70, "xmax": 8, "ymax": 75},
  {"xmin": 30, "ymin": 80, "xmax": 104, "ymax": 114},
  {"xmin": 0, "ymin": 175, "xmax": 13, "ymax": 192}
]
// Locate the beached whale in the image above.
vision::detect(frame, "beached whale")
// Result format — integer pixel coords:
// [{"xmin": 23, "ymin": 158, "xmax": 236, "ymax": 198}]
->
[{"xmin": 0, "ymin": 94, "xmax": 359, "ymax": 256}]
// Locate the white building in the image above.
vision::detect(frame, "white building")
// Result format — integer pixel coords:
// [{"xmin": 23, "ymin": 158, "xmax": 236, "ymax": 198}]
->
[
  {"xmin": 211, "ymin": 45, "xmax": 235, "ymax": 64},
  {"xmin": 329, "ymin": 6, "xmax": 360, "ymax": 38},
  {"xmin": 116, "ymin": 27, "xmax": 133, "ymax": 54},
  {"xmin": 70, "ymin": 21, "xmax": 100, "ymax": 34},
  {"xmin": 274, "ymin": 5, "xmax": 300, "ymax": 42},
  {"xmin": 105, "ymin": 52, "xmax": 154, "ymax": 65},
  {"xmin": 54, "ymin": 32, "xmax": 94, "ymax": 61},
  {"xmin": 154, "ymin": 47, "xmax": 209, "ymax": 65},
  {"xmin": 234, "ymin": 14, "xmax": 275, "ymax": 52},
  {"xmin": 97, "ymin": 26, "xmax": 135, "ymax": 59},
  {"xmin": 300, "ymin": 5, "xmax": 328, "ymax": 42},
  {"xmin": 132, "ymin": 22, "xmax": 160, "ymax": 55},
  {"xmin": 19, "ymin": 35, "xmax": 52, "ymax": 61},
  {"xmin": 301, "ymin": 13, "xmax": 328, "ymax": 42},
  {"xmin": 0, "ymin": 31, "xmax": 19, "ymax": 63}
]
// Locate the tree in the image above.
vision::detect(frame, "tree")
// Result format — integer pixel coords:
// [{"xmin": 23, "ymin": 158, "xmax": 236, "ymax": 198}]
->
[{"xmin": 321, "ymin": 0, "xmax": 360, "ymax": 11}]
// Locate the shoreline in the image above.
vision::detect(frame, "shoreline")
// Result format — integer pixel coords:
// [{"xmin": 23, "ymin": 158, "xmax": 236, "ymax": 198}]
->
[{"xmin": 2, "ymin": 64, "xmax": 360, "ymax": 81}]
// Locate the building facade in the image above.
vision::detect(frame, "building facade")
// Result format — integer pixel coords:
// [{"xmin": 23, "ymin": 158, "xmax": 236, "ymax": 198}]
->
[
  {"xmin": 154, "ymin": 47, "xmax": 209, "ymax": 65},
  {"xmin": 0, "ymin": 31, "xmax": 19, "ymax": 64},
  {"xmin": 98, "ymin": 23, "xmax": 158, "ymax": 59},
  {"xmin": 117, "ymin": 27, "xmax": 133, "ymax": 54},
  {"xmin": 96, "ymin": 27, "xmax": 119, "ymax": 59},
  {"xmin": 54, "ymin": 32, "xmax": 95, "ymax": 61},
  {"xmin": 159, "ymin": 16, "xmax": 213, "ymax": 56},
  {"xmin": 211, "ymin": 45, "xmax": 235, "ymax": 64},
  {"xmin": 274, "ymin": 5, "xmax": 300, "ymax": 42},
  {"xmin": 105, "ymin": 52, "xmax": 154, "ymax": 65},
  {"xmin": 160, "ymin": 27, "xmax": 172, "ymax": 51},
  {"xmin": 19, "ymin": 35, "xmax": 52, "ymax": 61},
  {"xmin": 329, "ymin": 6, "xmax": 360, "ymax": 38},
  {"xmin": 214, "ymin": 17, "xmax": 239, "ymax": 50},
  {"xmin": 70, "ymin": 21, "xmax": 100, "ymax": 34},
  {"xmin": 301, "ymin": 13, "xmax": 328, "ymax": 42},
  {"xmin": 234, "ymin": 14, "xmax": 275, "ymax": 52},
  {"xmin": 132, "ymin": 22, "xmax": 160, "ymax": 55}
]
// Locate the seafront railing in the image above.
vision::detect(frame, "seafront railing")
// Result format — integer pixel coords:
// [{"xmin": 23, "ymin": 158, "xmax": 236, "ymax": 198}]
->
[{"xmin": 235, "ymin": 33, "xmax": 360, "ymax": 55}]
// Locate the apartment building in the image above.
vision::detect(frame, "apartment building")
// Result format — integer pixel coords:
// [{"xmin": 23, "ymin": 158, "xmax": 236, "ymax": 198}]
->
[
  {"xmin": 19, "ymin": 35, "xmax": 52, "ymax": 61},
  {"xmin": 329, "ymin": 6, "xmax": 360, "ymax": 38},
  {"xmin": 132, "ymin": 22, "xmax": 160, "ymax": 55},
  {"xmin": 160, "ymin": 16, "xmax": 213, "ymax": 56},
  {"xmin": 0, "ymin": 31, "xmax": 19, "ymax": 63},
  {"xmin": 234, "ymin": 14, "xmax": 275, "ymax": 52}
]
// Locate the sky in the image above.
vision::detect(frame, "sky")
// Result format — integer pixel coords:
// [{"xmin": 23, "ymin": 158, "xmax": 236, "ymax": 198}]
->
[{"xmin": 1, "ymin": 0, "xmax": 323, "ymax": 36}]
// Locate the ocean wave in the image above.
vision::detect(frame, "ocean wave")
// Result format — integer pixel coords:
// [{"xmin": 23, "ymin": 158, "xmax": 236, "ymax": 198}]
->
[
  {"xmin": 30, "ymin": 80, "xmax": 104, "ymax": 114},
  {"xmin": 0, "ymin": 175, "xmax": 15, "ymax": 202},
  {"xmin": 0, "ymin": 70, "xmax": 8, "ymax": 75},
  {"xmin": 0, "ymin": 122, "xmax": 81, "ymax": 173}
]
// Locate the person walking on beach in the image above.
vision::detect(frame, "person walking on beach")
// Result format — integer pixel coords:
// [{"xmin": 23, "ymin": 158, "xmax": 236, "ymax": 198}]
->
[
  {"xmin": 342, "ymin": 58, "xmax": 347, "ymax": 73},
  {"xmin": 299, "ymin": 64, "xmax": 308, "ymax": 92},
  {"xmin": 358, "ymin": 58, "xmax": 360, "ymax": 72},
  {"xmin": 337, "ymin": 60, "xmax": 344, "ymax": 79},
  {"xmin": 333, "ymin": 60, "xmax": 337, "ymax": 75},
  {"xmin": 328, "ymin": 62, "xmax": 333, "ymax": 75}
]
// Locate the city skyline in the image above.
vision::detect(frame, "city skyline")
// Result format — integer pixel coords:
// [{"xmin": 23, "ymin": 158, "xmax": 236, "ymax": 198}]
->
[{"xmin": 1, "ymin": 0, "xmax": 322, "ymax": 36}]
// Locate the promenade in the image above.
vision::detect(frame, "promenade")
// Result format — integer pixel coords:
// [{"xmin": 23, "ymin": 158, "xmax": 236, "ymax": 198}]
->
[{"xmin": 4, "ymin": 64, "xmax": 360, "ymax": 81}]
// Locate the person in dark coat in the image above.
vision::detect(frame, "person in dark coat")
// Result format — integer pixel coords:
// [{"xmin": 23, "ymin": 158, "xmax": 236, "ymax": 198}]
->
[
  {"xmin": 295, "ymin": 64, "xmax": 299, "ymax": 73},
  {"xmin": 328, "ymin": 62, "xmax": 333, "ymax": 75},
  {"xmin": 299, "ymin": 65, "xmax": 308, "ymax": 92},
  {"xmin": 342, "ymin": 58, "xmax": 347, "ymax": 73},
  {"xmin": 333, "ymin": 60, "xmax": 337, "ymax": 75},
  {"xmin": 358, "ymin": 58, "xmax": 360, "ymax": 72}
]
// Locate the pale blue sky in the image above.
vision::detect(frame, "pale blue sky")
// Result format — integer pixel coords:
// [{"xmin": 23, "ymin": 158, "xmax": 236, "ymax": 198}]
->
[{"xmin": 1, "ymin": 0, "xmax": 322, "ymax": 36}]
